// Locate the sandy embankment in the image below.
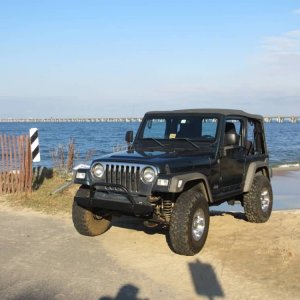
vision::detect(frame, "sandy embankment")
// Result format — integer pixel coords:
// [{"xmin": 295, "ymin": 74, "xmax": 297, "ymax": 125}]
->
[
  {"xmin": 99, "ymin": 211, "xmax": 300, "ymax": 299},
  {"xmin": 99, "ymin": 169, "xmax": 300, "ymax": 299}
]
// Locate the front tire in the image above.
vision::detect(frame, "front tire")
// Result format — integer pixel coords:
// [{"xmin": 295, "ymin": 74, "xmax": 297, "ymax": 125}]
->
[
  {"xmin": 243, "ymin": 175, "xmax": 273, "ymax": 223},
  {"xmin": 72, "ymin": 200, "xmax": 112, "ymax": 236},
  {"xmin": 169, "ymin": 189, "xmax": 210, "ymax": 256}
]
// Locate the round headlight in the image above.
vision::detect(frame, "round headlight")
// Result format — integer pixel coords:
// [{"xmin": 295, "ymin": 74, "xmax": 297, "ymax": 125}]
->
[
  {"xmin": 141, "ymin": 167, "xmax": 156, "ymax": 183},
  {"xmin": 92, "ymin": 163, "xmax": 105, "ymax": 178}
]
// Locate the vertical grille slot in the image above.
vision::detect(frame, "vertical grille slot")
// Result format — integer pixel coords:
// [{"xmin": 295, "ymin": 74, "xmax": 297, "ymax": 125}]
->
[{"xmin": 105, "ymin": 163, "xmax": 141, "ymax": 192}]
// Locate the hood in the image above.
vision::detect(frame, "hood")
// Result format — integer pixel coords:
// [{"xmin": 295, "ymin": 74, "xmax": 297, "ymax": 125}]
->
[{"xmin": 93, "ymin": 149, "xmax": 212, "ymax": 174}]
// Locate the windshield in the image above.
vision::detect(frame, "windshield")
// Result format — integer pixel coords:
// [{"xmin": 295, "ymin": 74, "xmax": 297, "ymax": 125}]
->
[{"xmin": 138, "ymin": 115, "xmax": 219, "ymax": 142}]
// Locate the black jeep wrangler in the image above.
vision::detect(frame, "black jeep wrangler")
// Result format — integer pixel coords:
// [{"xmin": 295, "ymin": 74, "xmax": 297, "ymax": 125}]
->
[{"xmin": 72, "ymin": 109, "xmax": 273, "ymax": 256}]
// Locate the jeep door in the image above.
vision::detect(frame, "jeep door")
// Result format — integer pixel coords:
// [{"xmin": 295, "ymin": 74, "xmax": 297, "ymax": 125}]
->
[{"xmin": 219, "ymin": 117, "xmax": 246, "ymax": 194}]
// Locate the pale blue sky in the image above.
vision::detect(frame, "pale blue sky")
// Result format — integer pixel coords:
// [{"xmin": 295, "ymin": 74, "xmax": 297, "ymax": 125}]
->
[{"xmin": 0, "ymin": 0, "xmax": 299, "ymax": 117}]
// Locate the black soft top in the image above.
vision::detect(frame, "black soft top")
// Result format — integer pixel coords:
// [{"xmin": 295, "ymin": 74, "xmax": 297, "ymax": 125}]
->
[{"xmin": 145, "ymin": 109, "xmax": 263, "ymax": 120}]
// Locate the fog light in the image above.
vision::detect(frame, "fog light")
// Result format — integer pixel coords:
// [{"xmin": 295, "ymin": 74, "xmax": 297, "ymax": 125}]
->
[
  {"xmin": 157, "ymin": 179, "xmax": 169, "ymax": 186},
  {"xmin": 76, "ymin": 172, "xmax": 86, "ymax": 179}
]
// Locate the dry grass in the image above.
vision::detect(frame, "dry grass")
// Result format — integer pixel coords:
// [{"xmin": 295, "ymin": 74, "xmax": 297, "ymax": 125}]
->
[{"xmin": 1, "ymin": 174, "xmax": 78, "ymax": 215}]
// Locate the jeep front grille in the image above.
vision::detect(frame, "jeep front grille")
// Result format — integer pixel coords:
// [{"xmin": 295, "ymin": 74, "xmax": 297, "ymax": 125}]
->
[{"xmin": 105, "ymin": 163, "xmax": 141, "ymax": 192}]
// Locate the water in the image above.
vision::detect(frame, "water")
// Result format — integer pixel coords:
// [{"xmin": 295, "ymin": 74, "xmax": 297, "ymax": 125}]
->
[
  {"xmin": 0, "ymin": 121, "xmax": 299, "ymax": 211},
  {"xmin": 264, "ymin": 122, "xmax": 300, "ymax": 167},
  {"xmin": 0, "ymin": 122, "xmax": 140, "ymax": 168},
  {"xmin": 0, "ymin": 122, "xmax": 299, "ymax": 168}
]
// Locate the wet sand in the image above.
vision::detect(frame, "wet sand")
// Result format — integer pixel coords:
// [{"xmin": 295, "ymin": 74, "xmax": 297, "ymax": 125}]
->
[{"xmin": 272, "ymin": 169, "xmax": 300, "ymax": 210}]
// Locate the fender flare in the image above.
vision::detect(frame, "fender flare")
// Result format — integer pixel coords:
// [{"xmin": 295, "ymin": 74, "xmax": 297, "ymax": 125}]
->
[
  {"xmin": 169, "ymin": 172, "xmax": 213, "ymax": 202},
  {"xmin": 243, "ymin": 161, "xmax": 269, "ymax": 192}
]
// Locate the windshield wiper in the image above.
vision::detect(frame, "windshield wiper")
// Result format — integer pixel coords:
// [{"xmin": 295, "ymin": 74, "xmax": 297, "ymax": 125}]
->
[
  {"xmin": 143, "ymin": 138, "xmax": 165, "ymax": 147},
  {"xmin": 175, "ymin": 138, "xmax": 200, "ymax": 149}
]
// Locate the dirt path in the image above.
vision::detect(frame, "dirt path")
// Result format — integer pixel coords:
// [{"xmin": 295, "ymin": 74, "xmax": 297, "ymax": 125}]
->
[
  {"xmin": 1, "ymin": 204, "xmax": 299, "ymax": 299},
  {"xmin": 0, "ymin": 205, "xmax": 178, "ymax": 300}
]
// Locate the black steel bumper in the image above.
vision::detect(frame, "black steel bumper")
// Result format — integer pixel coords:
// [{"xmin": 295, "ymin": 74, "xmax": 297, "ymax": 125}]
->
[{"xmin": 74, "ymin": 183, "xmax": 154, "ymax": 217}]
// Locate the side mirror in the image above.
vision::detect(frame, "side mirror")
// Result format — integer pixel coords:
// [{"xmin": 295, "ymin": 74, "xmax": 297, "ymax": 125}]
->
[
  {"xmin": 224, "ymin": 133, "xmax": 239, "ymax": 146},
  {"xmin": 125, "ymin": 130, "xmax": 133, "ymax": 143}
]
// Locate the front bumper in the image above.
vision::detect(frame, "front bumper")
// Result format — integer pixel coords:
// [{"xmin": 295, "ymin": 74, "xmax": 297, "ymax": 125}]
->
[{"xmin": 74, "ymin": 182, "xmax": 154, "ymax": 217}]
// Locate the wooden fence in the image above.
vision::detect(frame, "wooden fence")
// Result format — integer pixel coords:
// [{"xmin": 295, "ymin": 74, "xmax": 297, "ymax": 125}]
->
[{"xmin": 0, "ymin": 134, "xmax": 32, "ymax": 194}]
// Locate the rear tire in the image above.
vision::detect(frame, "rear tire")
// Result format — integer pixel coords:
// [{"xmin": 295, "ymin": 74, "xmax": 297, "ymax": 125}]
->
[
  {"xmin": 169, "ymin": 189, "xmax": 210, "ymax": 256},
  {"xmin": 243, "ymin": 175, "xmax": 273, "ymax": 223},
  {"xmin": 72, "ymin": 200, "xmax": 112, "ymax": 236}
]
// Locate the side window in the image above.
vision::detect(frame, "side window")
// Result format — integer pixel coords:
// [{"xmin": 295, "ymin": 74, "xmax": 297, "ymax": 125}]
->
[
  {"xmin": 246, "ymin": 121, "xmax": 255, "ymax": 155},
  {"xmin": 225, "ymin": 119, "xmax": 243, "ymax": 146},
  {"xmin": 143, "ymin": 119, "xmax": 167, "ymax": 139},
  {"xmin": 247, "ymin": 119, "xmax": 265, "ymax": 155}
]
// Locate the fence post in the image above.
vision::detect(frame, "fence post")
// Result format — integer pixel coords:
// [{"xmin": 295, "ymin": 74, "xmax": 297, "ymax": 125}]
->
[{"xmin": 30, "ymin": 128, "xmax": 40, "ymax": 163}]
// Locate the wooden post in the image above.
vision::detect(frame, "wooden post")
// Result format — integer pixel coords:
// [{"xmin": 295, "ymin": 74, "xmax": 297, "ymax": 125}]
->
[
  {"xmin": 12, "ymin": 136, "xmax": 18, "ymax": 193},
  {"xmin": 4, "ymin": 135, "xmax": 8, "ymax": 193}
]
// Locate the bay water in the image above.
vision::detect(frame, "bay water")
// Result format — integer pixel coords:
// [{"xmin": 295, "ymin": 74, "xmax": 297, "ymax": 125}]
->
[
  {"xmin": 0, "ymin": 121, "xmax": 299, "ymax": 168},
  {"xmin": 0, "ymin": 121, "xmax": 299, "ymax": 210}
]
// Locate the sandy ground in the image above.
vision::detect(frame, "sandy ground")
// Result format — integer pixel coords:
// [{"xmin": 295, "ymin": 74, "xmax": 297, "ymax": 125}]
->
[
  {"xmin": 0, "ymin": 203, "xmax": 299, "ymax": 300},
  {"xmin": 102, "ymin": 210, "xmax": 300, "ymax": 299},
  {"xmin": 0, "ymin": 170, "xmax": 300, "ymax": 299}
]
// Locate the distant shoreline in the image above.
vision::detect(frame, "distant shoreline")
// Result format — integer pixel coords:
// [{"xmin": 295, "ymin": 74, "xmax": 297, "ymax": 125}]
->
[
  {"xmin": 0, "ymin": 116, "xmax": 299, "ymax": 123},
  {"xmin": 0, "ymin": 117, "xmax": 143, "ymax": 123}
]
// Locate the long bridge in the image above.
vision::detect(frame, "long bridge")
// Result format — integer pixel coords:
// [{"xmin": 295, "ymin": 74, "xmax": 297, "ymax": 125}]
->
[
  {"xmin": 0, "ymin": 116, "xmax": 299, "ymax": 123},
  {"xmin": 0, "ymin": 117, "xmax": 143, "ymax": 123},
  {"xmin": 263, "ymin": 116, "xmax": 300, "ymax": 123}
]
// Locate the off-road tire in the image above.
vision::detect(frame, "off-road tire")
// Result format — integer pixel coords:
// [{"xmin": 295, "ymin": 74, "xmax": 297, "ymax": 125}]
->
[
  {"xmin": 72, "ymin": 200, "xmax": 112, "ymax": 236},
  {"xmin": 243, "ymin": 174, "xmax": 273, "ymax": 223},
  {"xmin": 169, "ymin": 189, "xmax": 210, "ymax": 256}
]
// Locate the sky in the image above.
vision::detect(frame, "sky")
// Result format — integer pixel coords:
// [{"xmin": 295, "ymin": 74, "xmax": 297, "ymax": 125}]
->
[{"xmin": 0, "ymin": 0, "xmax": 300, "ymax": 117}]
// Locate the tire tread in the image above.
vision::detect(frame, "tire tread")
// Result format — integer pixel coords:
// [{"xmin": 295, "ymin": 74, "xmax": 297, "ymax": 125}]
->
[
  {"xmin": 169, "ymin": 189, "xmax": 209, "ymax": 256},
  {"xmin": 244, "ymin": 175, "xmax": 273, "ymax": 223},
  {"xmin": 72, "ymin": 200, "xmax": 111, "ymax": 236}
]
